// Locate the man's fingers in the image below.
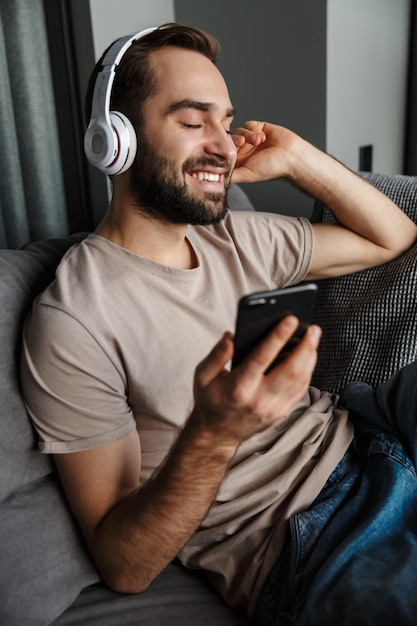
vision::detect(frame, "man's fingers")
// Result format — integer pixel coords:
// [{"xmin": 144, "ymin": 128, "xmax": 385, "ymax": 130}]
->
[
  {"xmin": 264, "ymin": 323, "xmax": 322, "ymax": 392},
  {"xmin": 269, "ymin": 323, "xmax": 322, "ymax": 372},
  {"xmin": 231, "ymin": 122, "xmax": 266, "ymax": 147},
  {"xmin": 236, "ymin": 316, "xmax": 300, "ymax": 378},
  {"xmin": 195, "ymin": 332, "xmax": 234, "ymax": 387}
]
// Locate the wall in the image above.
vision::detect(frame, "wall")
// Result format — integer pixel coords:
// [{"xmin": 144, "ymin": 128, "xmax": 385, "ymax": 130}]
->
[
  {"xmin": 89, "ymin": 0, "xmax": 175, "ymax": 59},
  {"xmin": 72, "ymin": 0, "xmax": 412, "ymax": 219},
  {"xmin": 175, "ymin": 0, "xmax": 327, "ymax": 217},
  {"xmin": 326, "ymin": 0, "xmax": 411, "ymax": 174}
]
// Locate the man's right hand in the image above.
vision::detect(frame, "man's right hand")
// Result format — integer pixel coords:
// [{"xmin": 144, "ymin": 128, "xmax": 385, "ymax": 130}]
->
[{"xmin": 191, "ymin": 315, "xmax": 322, "ymax": 445}]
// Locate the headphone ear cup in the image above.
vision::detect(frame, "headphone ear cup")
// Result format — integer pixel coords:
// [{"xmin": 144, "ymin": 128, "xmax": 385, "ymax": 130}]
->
[
  {"xmin": 105, "ymin": 111, "xmax": 137, "ymax": 176},
  {"xmin": 85, "ymin": 28, "xmax": 157, "ymax": 175},
  {"xmin": 84, "ymin": 120, "xmax": 118, "ymax": 172}
]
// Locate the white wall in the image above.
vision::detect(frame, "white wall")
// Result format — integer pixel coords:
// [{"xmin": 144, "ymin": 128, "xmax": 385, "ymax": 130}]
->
[
  {"xmin": 327, "ymin": 0, "xmax": 410, "ymax": 174},
  {"xmin": 88, "ymin": 0, "xmax": 175, "ymax": 59}
]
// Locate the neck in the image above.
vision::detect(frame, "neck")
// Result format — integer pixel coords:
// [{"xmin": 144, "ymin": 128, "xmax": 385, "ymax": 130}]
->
[{"xmin": 95, "ymin": 193, "xmax": 197, "ymax": 270}]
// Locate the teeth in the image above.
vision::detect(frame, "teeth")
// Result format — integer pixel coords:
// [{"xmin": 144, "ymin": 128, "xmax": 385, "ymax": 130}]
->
[{"xmin": 192, "ymin": 172, "xmax": 220, "ymax": 182}]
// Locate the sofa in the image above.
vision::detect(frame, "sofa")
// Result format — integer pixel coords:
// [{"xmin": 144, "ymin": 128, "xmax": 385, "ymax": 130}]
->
[
  {"xmin": 1, "ymin": 175, "xmax": 416, "ymax": 625},
  {"xmin": 311, "ymin": 171, "xmax": 417, "ymax": 394}
]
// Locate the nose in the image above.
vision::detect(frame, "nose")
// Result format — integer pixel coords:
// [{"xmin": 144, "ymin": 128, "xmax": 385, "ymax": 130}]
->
[{"xmin": 204, "ymin": 125, "xmax": 237, "ymax": 165}]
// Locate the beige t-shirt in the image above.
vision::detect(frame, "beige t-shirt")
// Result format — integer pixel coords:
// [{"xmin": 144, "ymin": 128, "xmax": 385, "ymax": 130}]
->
[{"xmin": 21, "ymin": 210, "xmax": 353, "ymax": 616}]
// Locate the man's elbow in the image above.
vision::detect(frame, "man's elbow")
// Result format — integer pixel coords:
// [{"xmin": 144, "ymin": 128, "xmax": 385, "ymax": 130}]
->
[
  {"xmin": 394, "ymin": 223, "xmax": 417, "ymax": 257},
  {"xmin": 387, "ymin": 228, "xmax": 417, "ymax": 262},
  {"xmin": 91, "ymin": 543, "xmax": 158, "ymax": 595},
  {"xmin": 99, "ymin": 564, "xmax": 155, "ymax": 595}
]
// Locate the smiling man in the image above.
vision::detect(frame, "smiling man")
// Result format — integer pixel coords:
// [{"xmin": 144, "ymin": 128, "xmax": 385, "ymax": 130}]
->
[
  {"xmin": 94, "ymin": 42, "xmax": 239, "ymax": 259},
  {"xmin": 21, "ymin": 23, "xmax": 417, "ymax": 626}
]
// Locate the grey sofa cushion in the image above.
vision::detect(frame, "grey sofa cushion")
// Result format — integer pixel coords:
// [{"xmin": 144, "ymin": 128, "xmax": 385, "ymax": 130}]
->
[
  {"xmin": 53, "ymin": 563, "xmax": 249, "ymax": 626},
  {"xmin": 0, "ymin": 235, "xmax": 101, "ymax": 626},
  {"xmin": 228, "ymin": 183, "xmax": 255, "ymax": 211},
  {"xmin": 311, "ymin": 172, "xmax": 417, "ymax": 395}
]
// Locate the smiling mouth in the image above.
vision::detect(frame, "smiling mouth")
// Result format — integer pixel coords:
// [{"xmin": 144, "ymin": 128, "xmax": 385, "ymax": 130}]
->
[{"xmin": 191, "ymin": 171, "xmax": 221, "ymax": 182}]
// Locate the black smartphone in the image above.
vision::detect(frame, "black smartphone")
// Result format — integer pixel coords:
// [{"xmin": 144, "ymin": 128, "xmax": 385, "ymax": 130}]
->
[{"xmin": 232, "ymin": 283, "xmax": 318, "ymax": 373}]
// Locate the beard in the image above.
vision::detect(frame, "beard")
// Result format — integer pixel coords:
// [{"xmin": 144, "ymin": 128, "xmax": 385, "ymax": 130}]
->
[{"xmin": 128, "ymin": 132, "xmax": 232, "ymax": 225}]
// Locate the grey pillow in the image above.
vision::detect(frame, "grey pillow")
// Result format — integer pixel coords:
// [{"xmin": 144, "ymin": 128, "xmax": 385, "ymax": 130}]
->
[
  {"xmin": 311, "ymin": 172, "xmax": 417, "ymax": 395},
  {"xmin": 228, "ymin": 183, "xmax": 255, "ymax": 211},
  {"xmin": 0, "ymin": 235, "xmax": 100, "ymax": 626}
]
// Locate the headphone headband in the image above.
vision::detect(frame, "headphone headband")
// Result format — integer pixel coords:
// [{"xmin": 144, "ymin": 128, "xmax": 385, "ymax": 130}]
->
[
  {"xmin": 84, "ymin": 26, "xmax": 158, "ymax": 176},
  {"xmin": 89, "ymin": 27, "xmax": 157, "ymax": 123}
]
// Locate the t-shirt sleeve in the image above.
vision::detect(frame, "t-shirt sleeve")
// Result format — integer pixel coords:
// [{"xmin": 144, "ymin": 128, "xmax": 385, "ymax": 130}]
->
[
  {"xmin": 224, "ymin": 212, "xmax": 314, "ymax": 287},
  {"xmin": 21, "ymin": 304, "xmax": 136, "ymax": 454},
  {"xmin": 268, "ymin": 214, "xmax": 313, "ymax": 284}
]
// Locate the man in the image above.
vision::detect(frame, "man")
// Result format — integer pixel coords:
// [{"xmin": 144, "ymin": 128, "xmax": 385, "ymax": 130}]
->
[{"xmin": 21, "ymin": 23, "xmax": 417, "ymax": 625}]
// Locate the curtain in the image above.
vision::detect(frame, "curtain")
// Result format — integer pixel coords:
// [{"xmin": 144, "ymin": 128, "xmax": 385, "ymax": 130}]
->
[
  {"xmin": 405, "ymin": 0, "xmax": 417, "ymax": 175},
  {"xmin": 0, "ymin": 0, "xmax": 68, "ymax": 249}
]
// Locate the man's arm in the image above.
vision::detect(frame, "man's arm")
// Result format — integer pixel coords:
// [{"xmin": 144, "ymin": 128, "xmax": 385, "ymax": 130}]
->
[
  {"xmin": 54, "ymin": 423, "xmax": 236, "ymax": 593},
  {"xmin": 231, "ymin": 122, "xmax": 417, "ymax": 279},
  {"xmin": 54, "ymin": 317, "xmax": 321, "ymax": 593}
]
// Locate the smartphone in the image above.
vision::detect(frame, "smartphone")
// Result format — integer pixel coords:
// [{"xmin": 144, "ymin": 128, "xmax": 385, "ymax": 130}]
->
[{"xmin": 232, "ymin": 283, "xmax": 318, "ymax": 373}]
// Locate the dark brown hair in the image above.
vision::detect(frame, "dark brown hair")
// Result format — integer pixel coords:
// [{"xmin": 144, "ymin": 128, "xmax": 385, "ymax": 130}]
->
[{"xmin": 84, "ymin": 23, "xmax": 220, "ymax": 133}]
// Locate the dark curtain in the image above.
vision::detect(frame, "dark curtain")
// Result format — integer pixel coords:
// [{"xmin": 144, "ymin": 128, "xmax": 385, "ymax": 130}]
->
[
  {"xmin": 0, "ymin": 0, "xmax": 68, "ymax": 249},
  {"xmin": 405, "ymin": 0, "xmax": 417, "ymax": 175}
]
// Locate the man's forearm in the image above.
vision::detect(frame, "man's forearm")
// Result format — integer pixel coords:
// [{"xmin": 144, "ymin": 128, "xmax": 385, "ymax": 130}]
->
[
  {"xmin": 288, "ymin": 138, "xmax": 417, "ymax": 256},
  {"xmin": 90, "ymin": 417, "xmax": 238, "ymax": 593}
]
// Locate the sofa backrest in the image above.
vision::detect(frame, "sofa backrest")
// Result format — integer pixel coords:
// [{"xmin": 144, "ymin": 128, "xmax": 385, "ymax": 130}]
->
[{"xmin": 311, "ymin": 172, "xmax": 417, "ymax": 395}]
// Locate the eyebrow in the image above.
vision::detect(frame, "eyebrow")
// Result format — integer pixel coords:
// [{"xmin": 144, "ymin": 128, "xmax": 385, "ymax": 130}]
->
[{"xmin": 165, "ymin": 99, "xmax": 236, "ymax": 119}]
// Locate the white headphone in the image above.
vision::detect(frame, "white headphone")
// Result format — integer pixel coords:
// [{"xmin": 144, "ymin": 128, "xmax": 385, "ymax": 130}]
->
[{"xmin": 84, "ymin": 26, "xmax": 157, "ymax": 176}]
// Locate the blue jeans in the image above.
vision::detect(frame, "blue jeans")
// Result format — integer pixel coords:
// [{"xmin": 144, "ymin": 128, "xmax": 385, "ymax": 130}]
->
[{"xmin": 254, "ymin": 361, "xmax": 417, "ymax": 625}]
